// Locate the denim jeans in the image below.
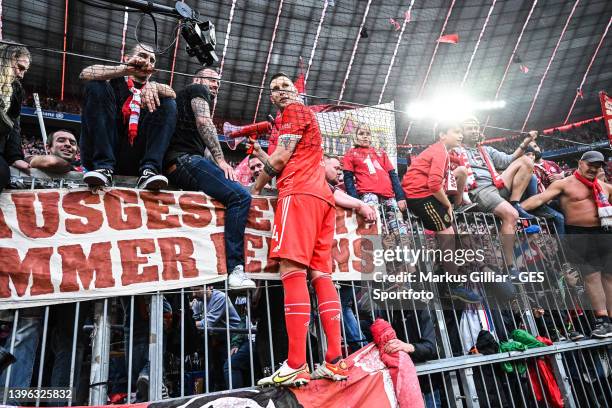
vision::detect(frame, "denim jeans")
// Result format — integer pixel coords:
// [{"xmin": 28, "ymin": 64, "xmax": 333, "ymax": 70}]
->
[
  {"xmin": 423, "ymin": 388, "xmax": 441, "ymax": 408},
  {"xmin": 169, "ymin": 154, "xmax": 252, "ymax": 272},
  {"xmin": 223, "ymin": 340, "xmax": 255, "ymax": 389},
  {"xmin": 0, "ymin": 315, "xmax": 42, "ymax": 394},
  {"xmin": 48, "ymin": 325, "xmax": 85, "ymax": 406},
  {"xmin": 339, "ymin": 287, "xmax": 366, "ymax": 350},
  {"xmin": 523, "ymin": 175, "xmax": 565, "ymax": 234},
  {"xmin": 80, "ymin": 80, "xmax": 177, "ymax": 176}
]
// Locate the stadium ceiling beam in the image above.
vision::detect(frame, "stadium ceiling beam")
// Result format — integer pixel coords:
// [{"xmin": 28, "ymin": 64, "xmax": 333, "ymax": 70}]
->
[
  {"xmin": 120, "ymin": 7, "xmax": 129, "ymax": 60},
  {"xmin": 252, "ymin": 0, "xmax": 285, "ymax": 123},
  {"xmin": 402, "ymin": 0, "xmax": 457, "ymax": 144},
  {"xmin": 482, "ymin": 0, "xmax": 539, "ymax": 134},
  {"xmin": 377, "ymin": 0, "xmax": 417, "ymax": 105},
  {"xmin": 336, "ymin": 0, "xmax": 373, "ymax": 104},
  {"xmin": 60, "ymin": 0, "xmax": 70, "ymax": 101},
  {"xmin": 0, "ymin": 0, "xmax": 3, "ymax": 40},
  {"xmin": 563, "ymin": 16, "xmax": 611, "ymax": 125},
  {"xmin": 460, "ymin": 0, "xmax": 497, "ymax": 88},
  {"xmin": 304, "ymin": 0, "xmax": 330, "ymax": 89},
  {"xmin": 521, "ymin": 0, "xmax": 580, "ymax": 132},
  {"xmin": 212, "ymin": 0, "xmax": 237, "ymax": 118}
]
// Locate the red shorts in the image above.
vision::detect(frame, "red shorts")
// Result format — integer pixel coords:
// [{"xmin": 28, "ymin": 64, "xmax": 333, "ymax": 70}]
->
[{"xmin": 270, "ymin": 194, "xmax": 335, "ymax": 273}]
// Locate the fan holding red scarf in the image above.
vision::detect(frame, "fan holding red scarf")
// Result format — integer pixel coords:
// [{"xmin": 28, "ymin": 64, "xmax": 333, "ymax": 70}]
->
[
  {"xmin": 457, "ymin": 116, "xmax": 539, "ymax": 283},
  {"xmin": 523, "ymin": 151, "xmax": 612, "ymax": 339}
]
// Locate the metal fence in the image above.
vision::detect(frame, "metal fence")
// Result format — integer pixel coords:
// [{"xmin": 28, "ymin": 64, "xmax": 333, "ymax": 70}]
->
[{"xmin": 1, "ymin": 173, "xmax": 611, "ymax": 407}]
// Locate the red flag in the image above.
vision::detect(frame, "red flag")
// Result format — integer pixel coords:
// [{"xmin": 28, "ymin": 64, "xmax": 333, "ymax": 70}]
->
[
  {"xmin": 294, "ymin": 56, "xmax": 305, "ymax": 94},
  {"xmin": 437, "ymin": 33, "xmax": 459, "ymax": 44}
]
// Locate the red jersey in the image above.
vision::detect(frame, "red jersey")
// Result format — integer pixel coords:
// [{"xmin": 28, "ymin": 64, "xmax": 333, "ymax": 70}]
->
[
  {"xmin": 275, "ymin": 102, "xmax": 334, "ymax": 205},
  {"xmin": 343, "ymin": 146, "xmax": 395, "ymax": 198},
  {"xmin": 402, "ymin": 141, "xmax": 448, "ymax": 199}
]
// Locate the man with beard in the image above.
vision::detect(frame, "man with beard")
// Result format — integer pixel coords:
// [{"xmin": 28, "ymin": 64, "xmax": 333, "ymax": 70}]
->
[
  {"xmin": 253, "ymin": 73, "xmax": 346, "ymax": 387},
  {"xmin": 457, "ymin": 117, "xmax": 538, "ymax": 280},
  {"xmin": 522, "ymin": 151, "xmax": 612, "ymax": 338},
  {"xmin": 164, "ymin": 68, "xmax": 254, "ymax": 290},
  {"xmin": 28, "ymin": 129, "xmax": 80, "ymax": 173},
  {"xmin": 79, "ymin": 44, "xmax": 176, "ymax": 189}
]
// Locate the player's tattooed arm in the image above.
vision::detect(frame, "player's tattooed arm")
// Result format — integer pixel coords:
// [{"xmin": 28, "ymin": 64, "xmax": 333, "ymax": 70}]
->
[
  {"xmin": 252, "ymin": 133, "xmax": 300, "ymax": 194},
  {"xmin": 191, "ymin": 97, "xmax": 224, "ymax": 162}
]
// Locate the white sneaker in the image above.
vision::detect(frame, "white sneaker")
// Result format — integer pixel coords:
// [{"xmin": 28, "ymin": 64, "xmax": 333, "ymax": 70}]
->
[
  {"xmin": 257, "ymin": 360, "xmax": 310, "ymax": 387},
  {"xmin": 228, "ymin": 265, "xmax": 256, "ymax": 290}
]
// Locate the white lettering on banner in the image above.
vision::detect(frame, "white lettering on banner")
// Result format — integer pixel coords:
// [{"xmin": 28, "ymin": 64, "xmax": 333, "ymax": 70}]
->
[{"xmin": 0, "ymin": 188, "xmax": 380, "ymax": 309}]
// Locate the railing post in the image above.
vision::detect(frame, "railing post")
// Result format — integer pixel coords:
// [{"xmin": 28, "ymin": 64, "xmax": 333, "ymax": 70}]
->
[
  {"xmin": 550, "ymin": 352, "xmax": 578, "ymax": 408},
  {"xmin": 89, "ymin": 299, "xmax": 110, "ymax": 405},
  {"xmin": 149, "ymin": 293, "xmax": 164, "ymax": 401}
]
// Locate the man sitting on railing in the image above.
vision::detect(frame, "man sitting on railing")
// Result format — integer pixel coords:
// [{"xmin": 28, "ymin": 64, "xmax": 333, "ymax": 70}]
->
[
  {"xmin": 457, "ymin": 116, "xmax": 539, "ymax": 280},
  {"xmin": 402, "ymin": 120, "xmax": 483, "ymax": 304},
  {"xmin": 163, "ymin": 68, "xmax": 254, "ymax": 290},
  {"xmin": 79, "ymin": 44, "xmax": 177, "ymax": 190},
  {"xmin": 27, "ymin": 129, "xmax": 81, "ymax": 173}
]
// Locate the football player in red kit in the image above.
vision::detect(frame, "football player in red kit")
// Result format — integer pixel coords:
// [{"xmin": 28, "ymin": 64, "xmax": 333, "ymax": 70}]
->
[
  {"xmin": 252, "ymin": 73, "xmax": 347, "ymax": 387},
  {"xmin": 343, "ymin": 124, "xmax": 407, "ymax": 236}
]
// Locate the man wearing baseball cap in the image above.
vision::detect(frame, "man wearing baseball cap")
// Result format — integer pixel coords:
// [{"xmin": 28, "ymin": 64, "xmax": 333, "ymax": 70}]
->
[{"xmin": 523, "ymin": 150, "xmax": 612, "ymax": 338}]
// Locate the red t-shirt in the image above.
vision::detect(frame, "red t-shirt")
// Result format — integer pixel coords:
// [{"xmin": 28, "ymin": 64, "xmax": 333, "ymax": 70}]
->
[
  {"xmin": 275, "ymin": 102, "xmax": 334, "ymax": 205},
  {"xmin": 402, "ymin": 141, "xmax": 448, "ymax": 199},
  {"xmin": 343, "ymin": 146, "xmax": 395, "ymax": 198}
]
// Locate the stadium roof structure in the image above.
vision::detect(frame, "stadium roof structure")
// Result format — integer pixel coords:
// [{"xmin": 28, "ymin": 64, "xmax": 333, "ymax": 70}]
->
[{"xmin": 2, "ymin": 0, "xmax": 611, "ymax": 143}]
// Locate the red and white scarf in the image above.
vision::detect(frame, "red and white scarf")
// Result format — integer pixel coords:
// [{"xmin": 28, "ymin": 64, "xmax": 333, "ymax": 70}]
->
[
  {"xmin": 573, "ymin": 170, "xmax": 612, "ymax": 229},
  {"xmin": 121, "ymin": 77, "xmax": 145, "ymax": 146},
  {"xmin": 478, "ymin": 145, "xmax": 506, "ymax": 190},
  {"xmin": 454, "ymin": 147, "xmax": 477, "ymax": 190}
]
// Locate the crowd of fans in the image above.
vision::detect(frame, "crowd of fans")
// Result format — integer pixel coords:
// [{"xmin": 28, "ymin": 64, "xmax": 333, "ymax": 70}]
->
[{"xmin": 0, "ymin": 41, "xmax": 611, "ymax": 407}]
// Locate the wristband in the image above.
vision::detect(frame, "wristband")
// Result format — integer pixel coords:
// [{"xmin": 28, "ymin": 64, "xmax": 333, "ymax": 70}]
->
[{"xmin": 263, "ymin": 160, "xmax": 279, "ymax": 178}]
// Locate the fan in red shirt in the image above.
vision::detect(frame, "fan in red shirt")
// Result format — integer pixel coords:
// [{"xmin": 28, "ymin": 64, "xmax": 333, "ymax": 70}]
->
[
  {"xmin": 252, "ymin": 73, "xmax": 347, "ymax": 387},
  {"xmin": 343, "ymin": 124, "xmax": 407, "ymax": 235},
  {"xmin": 402, "ymin": 121, "xmax": 482, "ymax": 304}
]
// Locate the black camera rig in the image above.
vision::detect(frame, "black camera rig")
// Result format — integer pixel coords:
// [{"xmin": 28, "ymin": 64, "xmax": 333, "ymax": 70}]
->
[{"xmin": 106, "ymin": 0, "xmax": 218, "ymax": 66}]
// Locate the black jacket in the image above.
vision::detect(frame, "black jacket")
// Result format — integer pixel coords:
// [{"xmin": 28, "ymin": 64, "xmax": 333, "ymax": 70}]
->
[{"xmin": 0, "ymin": 81, "xmax": 25, "ymax": 164}]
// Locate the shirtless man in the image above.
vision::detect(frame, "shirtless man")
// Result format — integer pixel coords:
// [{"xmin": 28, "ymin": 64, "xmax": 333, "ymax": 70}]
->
[{"xmin": 522, "ymin": 151, "xmax": 612, "ymax": 338}]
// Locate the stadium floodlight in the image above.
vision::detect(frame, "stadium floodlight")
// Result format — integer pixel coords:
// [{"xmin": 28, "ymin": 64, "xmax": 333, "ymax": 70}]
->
[
  {"xmin": 407, "ymin": 93, "xmax": 506, "ymax": 120},
  {"xmin": 105, "ymin": 0, "xmax": 218, "ymax": 66}
]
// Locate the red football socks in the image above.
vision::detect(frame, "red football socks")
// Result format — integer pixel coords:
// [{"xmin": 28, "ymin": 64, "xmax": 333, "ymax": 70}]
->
[
  {"xmin": 312, "ymin": 274, "xmax": 342, "ymax": 363},
  {"xmin": 281, "ymin": 270, "xmax": 311, "ymax": 369}
]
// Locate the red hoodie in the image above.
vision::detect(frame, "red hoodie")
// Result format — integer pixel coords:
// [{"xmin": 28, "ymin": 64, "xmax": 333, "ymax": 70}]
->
[{"xmin": 402, "ymin": 141, "xmax": 448, "ymax": 199}]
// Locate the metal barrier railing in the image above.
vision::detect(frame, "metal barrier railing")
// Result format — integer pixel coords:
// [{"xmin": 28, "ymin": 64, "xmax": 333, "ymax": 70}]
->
[{"xmin": 1, "ymin": 175, "xmax": 611, "ymax": 407}]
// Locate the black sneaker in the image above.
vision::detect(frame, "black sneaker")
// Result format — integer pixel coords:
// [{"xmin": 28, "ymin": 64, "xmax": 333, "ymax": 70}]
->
[
  {"xmin": 136, "ymin": 373, "xmax": 149, "ymax": 401},
  {"xmin": 568, "ymin": 330, "xmax": 585, "ymax": 341},
  {"xmin": 84, "ymin": 168, "xmax": 113, "ymax": 187},
  {"xmin": 137, "ymin": 169, "xmax": 168, "ymax": 190},
  {"xmin": 591, "ymin": 318, "xmax": 612, "ymax": 339}
]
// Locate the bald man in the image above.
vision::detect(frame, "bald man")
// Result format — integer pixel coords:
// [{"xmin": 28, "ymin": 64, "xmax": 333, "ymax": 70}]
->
[{"xmin": 164, "ymin": 68, "xmax": 254, "ymax": 290}]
